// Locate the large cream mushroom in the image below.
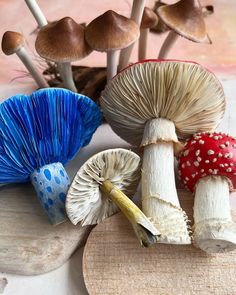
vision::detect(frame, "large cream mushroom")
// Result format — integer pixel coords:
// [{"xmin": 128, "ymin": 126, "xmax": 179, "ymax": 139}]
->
[
  {"xmin": 2, "ymin": 31, "xmax": 48, "ymax": 88},
  {"xmin": 85, "ymin": 10, "xmax": 139, "ymax": 81},
  {"xmin": 35, "ymin": 17, "xmax": 92, "ymax": 92},
  {"xmin": 100, "ymin": 60, "xmax": 226, "ymax": 244},
  {"xmin": 157, "ymin": 0, "xmax": 211, "ymax": 59},
  {"xmin": 66, "ymin": 149, "xmax": 160, "ymax": 247}
]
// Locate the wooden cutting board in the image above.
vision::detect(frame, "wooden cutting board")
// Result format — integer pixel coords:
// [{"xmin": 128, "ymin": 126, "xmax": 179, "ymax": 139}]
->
[
  {"xmin": 0, "ymin": 183, "xmax": 91, "ymax": 275},
  {"xmin": 83, "ymin": 190, "xmax": 236, "ymax": 295}
]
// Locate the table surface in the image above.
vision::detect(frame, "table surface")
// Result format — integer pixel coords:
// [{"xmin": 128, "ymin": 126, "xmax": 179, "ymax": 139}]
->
[{"xmin": 0, "ymin": 0, "xmax": 236, "ymax": 294}]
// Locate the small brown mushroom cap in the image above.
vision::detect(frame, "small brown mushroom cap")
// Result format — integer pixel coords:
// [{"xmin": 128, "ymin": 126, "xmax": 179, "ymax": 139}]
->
[
  {"xmin": 1, "ymin": 31, "xmax": 24, "ymax": 55},
  {"xmin": 85, "ymin": 10, "xmax": 140, "ymax": 52},
  {"xmin": 141, "ymin": 7, "xmax": 158, "ymax": 29},
  {"xmin": 157, "ymin": 0, "xmax": 211, "ymax": 43},
  {"xmin": 35, "ymin": 17, "xmax": 92, "ymax": 62}
]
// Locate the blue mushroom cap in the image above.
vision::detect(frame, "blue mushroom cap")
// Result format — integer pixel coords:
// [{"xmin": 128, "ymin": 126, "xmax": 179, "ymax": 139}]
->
[{"xmin": 0, "ymin": 88, "xmax": 102, "ymax": 183}]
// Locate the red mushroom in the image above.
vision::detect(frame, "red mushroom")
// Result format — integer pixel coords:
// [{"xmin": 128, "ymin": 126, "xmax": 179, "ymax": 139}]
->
[{"xmin": 178, "ymin": 132, "xmax": 236, "ymax": 253}]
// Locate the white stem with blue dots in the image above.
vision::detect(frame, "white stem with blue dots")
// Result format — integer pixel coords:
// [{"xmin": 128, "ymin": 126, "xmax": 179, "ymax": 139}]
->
[{"xmin": 30, "ymin": 162, "xmax": 70, "ymax": 225}]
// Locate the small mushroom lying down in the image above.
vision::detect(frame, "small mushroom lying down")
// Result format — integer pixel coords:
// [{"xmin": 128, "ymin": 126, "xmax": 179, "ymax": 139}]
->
[
  {"xmin": 66, "ymin": 149, "xmax": 160, "ymax": 247},
  {"xmin": 101, "ymin": 60, "xmax": 225, "ymax": 244},
  {"xmin": 0, "ymin": 88, "xmax": 101, "ymax": 225},
  {"xmin": 179, "ymin": 132, "xmax": 236, "ymax": 253}
]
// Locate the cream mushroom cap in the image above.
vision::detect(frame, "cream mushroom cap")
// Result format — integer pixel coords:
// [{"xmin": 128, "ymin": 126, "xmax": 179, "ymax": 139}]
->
[
  {"xmin": 100, "ymin": 60, "xmax": 226, "ymax": 146},
  {"xmin": 66, "ymin": 149, "xmax": 141, "ymax": 226}
]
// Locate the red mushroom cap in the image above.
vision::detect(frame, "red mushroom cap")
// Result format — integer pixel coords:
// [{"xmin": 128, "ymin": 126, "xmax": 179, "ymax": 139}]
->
[{"xmin": 178, "ymin": 132, "xmax": 236, "ymax": 192}]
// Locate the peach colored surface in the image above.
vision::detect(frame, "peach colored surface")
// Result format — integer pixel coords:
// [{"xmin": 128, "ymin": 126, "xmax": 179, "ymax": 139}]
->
[{"xmin": 0, "ymin": 0, "xmax": 236, "ymax": 97}]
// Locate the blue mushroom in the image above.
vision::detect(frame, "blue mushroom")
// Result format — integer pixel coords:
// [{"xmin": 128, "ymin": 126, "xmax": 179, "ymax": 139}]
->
[{"xmin": 0, "ymin": 88, "xmax": 102, "ymax": 225}]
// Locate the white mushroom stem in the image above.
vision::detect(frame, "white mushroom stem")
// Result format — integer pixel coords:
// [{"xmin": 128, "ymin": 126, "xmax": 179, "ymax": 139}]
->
[
  {"xmin": 158, "ymin": 31, "xmax": 179, "ymax": 59},
  {"xmin": 193, "ymin": 176, "xmax": 236, "ymax": 253},
  {"xmin": 25, "ymin": 0, "xmax": 48, "ymax": 28},
  {"xmin": 100, "ymin": 180, "xmax": 160, "ymax": 246},
  {"xmin": 107, "ymin": 51, "xmax": 118, "ymax": 81},
  {"xmin": 118, "ymin": 0, "xmax": 146, "ymax": 70},
  {"xmin": 16, "ymin": 47, "xmax": 48, "ymax": 88},
  {"xmin": 58, "ymin": 62, "xmax": 77, "ymax": 92},
  {"xmin": 141, "ymin": 118, "xmax": 191, "ymax": 244},
  {"xmin": 138, "ymin": 28, "xmax": 148, "ymax": 61}
]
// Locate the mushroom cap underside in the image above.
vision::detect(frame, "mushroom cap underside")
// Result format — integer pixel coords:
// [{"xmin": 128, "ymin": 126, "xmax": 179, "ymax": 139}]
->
[
  {"xmin": 100, "ymin": 60, "xmax": 225, "ymax": 146},
  {"xmin": 85, "ymin": 10, "xmax": 140, "ymax": 51},
  {"xmin": 35, "ymin": 17, "xmax": 92, "ymax": 62},
  {"xmin": 157, "ymin": 0, "xmax": 210, "ymax": 43},
  {"xmin": 66, "ymin": 148, "xmax": 141, "ymax": 226},
  {"xmin": 178, "ymin": 132, "xmax": 236, "ymax": 192}
]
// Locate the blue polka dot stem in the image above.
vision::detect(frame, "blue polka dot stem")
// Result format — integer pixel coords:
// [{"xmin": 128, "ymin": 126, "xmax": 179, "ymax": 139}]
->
[{"xmin": 30, "ymin": 162, "xmax": 70, "ymax": 225}]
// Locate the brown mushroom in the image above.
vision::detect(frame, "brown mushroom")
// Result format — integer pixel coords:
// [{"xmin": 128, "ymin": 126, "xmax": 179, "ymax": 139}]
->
[
  {"xmin": 138, "ymin": 7, "xmax": 158, "ymax": 61},
  {"xmin": 2, "ymin": 31, "xmax": 48, "ymax": 88},
  {"xmin": 35, "ymin": 17, "xmax": 92, "ymax": 92},
  {"xmin": 85, "ymin": 10, "xmax": 139, "ymax": 81},
  {"xmin": 157, "ymin": 0, "xmax": 211, "ymax": 59}
]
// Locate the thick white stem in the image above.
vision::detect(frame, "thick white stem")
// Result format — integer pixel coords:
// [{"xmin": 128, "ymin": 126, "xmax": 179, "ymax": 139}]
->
[
  {"xmin": 193, "ymin": 176, "xmax": 236, "ymax": 253},
  {"xmin": 158, "ymin": 31, "xmax": 179, "ymax": 59},
  {"xmin": 138, "ymin": 28, "xmax": 148, "ymax": 61},
  {"xmin": 16, "ymin": 47, "xmax": 48, "ymax": 88},
  {"xmin": 141, "ymin": 118, "xmax": 191, "ymax": 244},
  {"xmin": 118, "ymin": 0, "xmax": 146, "ymax": 70},
  {"xmin": 58, "ymin": 62, "xmax": 77, "ymax": 92},
  {"xmin": 25, "ymin": 0, "xmax": 48, "ymax": 28},
  {"xmin": 107, "ymin": 51, "xmax": 118, "ymax": 81}
]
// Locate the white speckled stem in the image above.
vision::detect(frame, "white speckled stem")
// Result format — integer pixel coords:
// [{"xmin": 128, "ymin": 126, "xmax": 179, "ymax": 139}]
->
[
  {"xmin": 118, "ymin": 0, "xmax": 146, "ymax": 70},
  {"xmin": 138, "ymin": 28, "xmax": 148, "ymax": 61},
  {"xmin": 193, "ymin": 176, "xmax": 236, "ymax": 253},
  {"xmin": 58, "ymin": 62, "xmax": 77, "ymax": 92},
  {"xmin": 16, "ymin": 47, "xmax": 49, "ymax": 88},
  {"xmin": 141, "ymin": 118, "xmax": 191, "ymax": 244},
  {"xmin": 158, "ymin": 31, "xmax": 179, "ymax": 59},
  {"xmin": 25, "ymin": 0, "xmax": 48, "ymax": 27}
]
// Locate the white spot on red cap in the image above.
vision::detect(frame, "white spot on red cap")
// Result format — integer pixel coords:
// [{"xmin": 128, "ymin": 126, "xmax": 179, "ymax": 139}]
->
[
  {"xmin": 199, "ymin": 140, "xmax": 205, "ymax": 145},
  {"xmin": 207, "ymin": 150, "xmax": 215, "ymax": 155},
  {"xmin": 195, "ymin": 150, "xmax": 200, "ymax": 156},
  {"xmin": 218, "ymin": 153, "xmax": 223, "ymax": 158},
  {"xmin": 220, "ymin": 144, "xmax": 226, "ymax": 149},
  {"xmin": 197, "ymin": 157, "xmax": 202, "ymax": 162},
  {"xmin": 212, "ymin": 158, "xmax": 217, "ymax": 162},
  {"xmin": 183, "ymin": 150, "xmax": 189, "ymax": 156},
  {"xmin": 205, "ymin": 160, "xmax": 210, "ymax": 164},
  {"xmin": 226, "ymin": 168, "xmax": 232, "ymax": 172},
  {"xmin": 194, "ymin": 161, "xmax": 199, "ymax": 167}
]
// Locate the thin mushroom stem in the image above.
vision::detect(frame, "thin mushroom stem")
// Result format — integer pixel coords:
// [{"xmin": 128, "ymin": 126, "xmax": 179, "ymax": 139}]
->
[
  {"xmin": 158, "ymin": 30, "xmax": 179, "ymax": 59},
  {"xmin": 141, "ymin": 118, "xmax": 191, "ymax": 244},
  {"xmin": 16, "ymin": 47, "xmax": 49, "ymax": 88},
  {"xmin": 58, "ymin": 62, "xmax": 77, "ymax": 92},
  {"xmin": 25, "ymin": 0, "xmax": 48, "ymax": 28},
  {"xmin": 107, "ymin": 51, "xmax": 118, "ymax": 81},
  {"xmin": 138, "ymin": 28, "xmax": 148, "ymax": 61},
  {"xmin": 100, "ymin": 179, "xmax": 160, "ymax": 247},
  {"xmin": 193, "ymin": 176, "xmax": 236, "ymax": 253},
  {"xmin": 118, "ymin": 0, "xmax": 146, "ymax": 70}
]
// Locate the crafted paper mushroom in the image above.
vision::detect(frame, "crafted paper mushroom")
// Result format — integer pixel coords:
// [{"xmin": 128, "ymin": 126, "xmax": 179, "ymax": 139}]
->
[
  {"xmin": 85, "ymin": 10, "xmax": 139, "ymax": 81},
  {"xmin": 157, "ymin": 0, "xmax": 211, "ymax": 59},
  {"xmin": 179, "ymin": 132, "xmax": 236, "ymax": 253},
  {"xmin": 138, "ymin": 7, "xmax": 158, "ymax": 61},
  {"xmin": 0, "ymin": 88, "xmax": 101, "ymax": 225},
  {"xmin": 101, "ymin": 60, "xmax": 225, "ymax": 244},
  {"xmin": 1, "ymin": 31, "xmax": 48, "ymax": 88},
  {"xmin": 35, "ymin": 17, "xmax": 92, "ymax": 92},
  {"xmin": 66, "ymin": 149, "xmax": 160, "ymax": 247}
]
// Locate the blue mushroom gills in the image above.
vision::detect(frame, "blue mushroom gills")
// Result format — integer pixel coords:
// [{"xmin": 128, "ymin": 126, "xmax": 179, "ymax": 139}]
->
[{"xmin": 0, "ymin": 88, "xmax": 102, "ymax": 225}]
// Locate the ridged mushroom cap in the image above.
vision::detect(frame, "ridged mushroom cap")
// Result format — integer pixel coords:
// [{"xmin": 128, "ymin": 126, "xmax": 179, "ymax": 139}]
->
[
  {"xmin": 66, "ymin": 149, "xmax": 141, "ymax": 226},
  {"xmin": 100, "ymin": 60, "xmax": 226, "ymax": 147},
  {"xmin": 157, "ymin": 0, "xmax": 211, "ymax": 43},
  {"xmin": 85, "ymin": 10, "xmax": 140, "ymax": 51},
  {"xmin": 1, "ymin": 31, "xmax": 24, "ymax": 55},
  {"xmin": 141, "ymin": 7, "xmax": 158, "ymax": 29},
  {"xmin": 35, "ymin": 17, "xmax": 92, "ymax": 62}
]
